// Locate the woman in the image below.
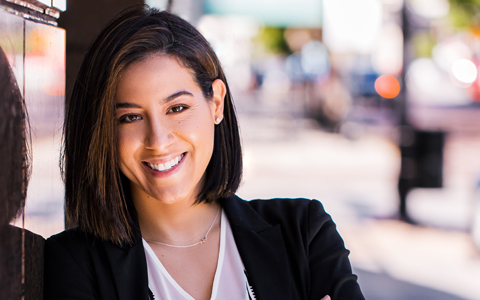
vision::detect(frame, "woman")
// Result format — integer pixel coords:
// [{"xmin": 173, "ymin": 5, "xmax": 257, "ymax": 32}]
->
[{"xmin": 44, "ymin": 6, "xmax": 364, "ymax": 300}]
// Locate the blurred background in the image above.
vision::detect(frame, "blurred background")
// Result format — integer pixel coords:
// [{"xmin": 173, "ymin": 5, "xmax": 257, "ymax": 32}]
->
[
  {"xmin": 153, "ymin": 0, "xmax": 480, "ymax": 299},
  {"xmin": 2, "ymin": 0, "xmax": 480, "ymax": 298}
]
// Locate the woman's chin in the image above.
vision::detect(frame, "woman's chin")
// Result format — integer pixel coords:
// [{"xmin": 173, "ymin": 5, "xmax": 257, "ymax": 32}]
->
[{"xmin": 145, "ymin": 190, "xmax": 197, "ymax": 206}]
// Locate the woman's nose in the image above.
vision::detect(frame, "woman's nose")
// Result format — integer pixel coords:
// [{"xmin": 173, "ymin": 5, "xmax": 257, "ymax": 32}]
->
[{"xmin": 144, "ymin": 119, "xmax": 174, "ymax": 151}]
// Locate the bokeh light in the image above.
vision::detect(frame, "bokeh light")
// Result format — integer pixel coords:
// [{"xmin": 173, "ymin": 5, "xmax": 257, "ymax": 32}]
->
[
  {"xmin": 372, "ymin": 22, "xmax": 403, "ymax": 75},
  {"xmin": 451, "ymin": 58, "xmax": 477, "ymax": 85},
  {"xmin": 410, "ymin": 0, "xmax": 450, "ymax": 19},
  {"xmin": 432, "ymin": 39, "xmax": 472, "ymax": 73},
  {"xmin": 375, "ymin": 75, "xmax": 401, "ymax": 98}
]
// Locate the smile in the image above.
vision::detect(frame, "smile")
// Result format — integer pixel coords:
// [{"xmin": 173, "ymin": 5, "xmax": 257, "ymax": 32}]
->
[{"xmin": 146, "ymin": 153, "xmax": 185, "ymax": 172}]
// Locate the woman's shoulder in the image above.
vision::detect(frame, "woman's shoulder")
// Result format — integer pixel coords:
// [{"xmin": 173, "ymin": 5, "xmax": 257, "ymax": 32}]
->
[
  {"xmin": 47, "ymin": 227, "xmax": 95, "ymax": 246},
  {"xmin": 44, "ymin": 228, "xmax": 102, "ymax": 291},
  {"xmin": 225, "ymin": 195, "xmax": 332, "ymax": 229},
  {"xmin": 45, "ymin": 227, "xmax": 107, "ymax": 260},
  {"xmin": 233, "ymin": 195, "xmax": 328, "ymax": 216},
  {"xmin": 247, "ymin": 197, "xmax": 325, "ymax": 210}
]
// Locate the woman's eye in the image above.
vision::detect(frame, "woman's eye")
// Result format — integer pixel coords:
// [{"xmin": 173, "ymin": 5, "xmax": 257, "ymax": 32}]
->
[
  {"xmin": 168, "ymin": 105, "xmax": 188, "ymax": 114},
  {"xmin": 119, "ymin": 114, "xmax": 141, "ymax": 123}
]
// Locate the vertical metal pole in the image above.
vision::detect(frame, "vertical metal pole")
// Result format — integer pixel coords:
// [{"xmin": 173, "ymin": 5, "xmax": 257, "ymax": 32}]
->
[{"xmin": 398, "ymin": 2, "xmax": 414, "ymax": 222}]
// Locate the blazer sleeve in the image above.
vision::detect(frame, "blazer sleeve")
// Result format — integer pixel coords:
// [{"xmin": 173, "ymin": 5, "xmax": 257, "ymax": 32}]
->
[
  {"xmin": 307, "ymin": 200, "xmax": 365, "ymax": 300},
  {"xmin": 44, "ymin": 236, "xmax": 98, "ymax": 300}
]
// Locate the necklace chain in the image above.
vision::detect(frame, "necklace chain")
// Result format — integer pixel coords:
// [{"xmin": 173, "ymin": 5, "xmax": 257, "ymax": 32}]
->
[{"xmin": 146, "ymin": 206, "xmax": 221, "ymax": 248}]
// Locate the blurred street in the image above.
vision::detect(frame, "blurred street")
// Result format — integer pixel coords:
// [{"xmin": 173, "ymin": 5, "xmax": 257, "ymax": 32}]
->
[{"xmin": 234, "ymin": 95, "xmax": 480, "ymax": 300}]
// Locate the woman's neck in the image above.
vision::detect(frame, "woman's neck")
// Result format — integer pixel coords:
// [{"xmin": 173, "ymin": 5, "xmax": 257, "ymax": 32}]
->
[{"xmin": 132, "ymin": 190, "xmax": 220, "ymax": 246}]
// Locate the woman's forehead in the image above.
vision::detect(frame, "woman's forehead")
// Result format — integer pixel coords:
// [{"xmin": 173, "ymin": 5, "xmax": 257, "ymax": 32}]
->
[{"xmin": 115, "ymin": 55, "xmax": 200, "ymax": 104}]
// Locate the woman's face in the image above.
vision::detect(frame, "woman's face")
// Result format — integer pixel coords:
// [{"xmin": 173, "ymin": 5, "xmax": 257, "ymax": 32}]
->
[{"xmin": 115, "ymin": 55, "xmax": 225, "ymax": 205}]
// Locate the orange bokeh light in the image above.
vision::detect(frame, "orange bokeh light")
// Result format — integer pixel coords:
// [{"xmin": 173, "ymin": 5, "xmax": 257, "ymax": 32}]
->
[{"xmin": 375, "ymin": 75, "xmax": 401, "ymax": 98}]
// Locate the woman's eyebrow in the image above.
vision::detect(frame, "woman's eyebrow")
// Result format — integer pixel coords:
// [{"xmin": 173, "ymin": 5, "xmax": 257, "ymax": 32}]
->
[
  {"xmin": 115, "ymin": 102, "xmax": 141, "ymax": 109},
  {"xmin": 164, "ymin": 90, "xmax": 194, "ymax": 103},
  {"xmin": 115, "ymin": 91, "xmax": 194, "ymax": 109}
]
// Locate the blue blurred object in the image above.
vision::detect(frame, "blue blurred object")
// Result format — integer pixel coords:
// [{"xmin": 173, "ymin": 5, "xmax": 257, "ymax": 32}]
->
[
  {"xmin": 350, "ymin": 71, "xmax": 379, "ymax": 97},
  {"xmin": 284, "ymin": 53, "xmax": 304, "ymax": 84},
  {"xmin": 284, "ymin": 41, "xmax": 330, "ymax": 84},
  {"xmin": 301, "ymin": 40, "xmax": 330, "ymax": 82}
]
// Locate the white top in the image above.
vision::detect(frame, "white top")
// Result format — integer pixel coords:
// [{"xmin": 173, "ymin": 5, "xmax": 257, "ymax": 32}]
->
[{"xmin": 143, "ymin": 210, "xmax": 256, "ymax": 300}]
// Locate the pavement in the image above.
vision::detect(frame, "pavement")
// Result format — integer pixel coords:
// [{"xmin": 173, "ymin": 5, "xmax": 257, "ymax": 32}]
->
[{"xmin": 234, "ymin": 99, "xmax": 480, "ymax": 300}]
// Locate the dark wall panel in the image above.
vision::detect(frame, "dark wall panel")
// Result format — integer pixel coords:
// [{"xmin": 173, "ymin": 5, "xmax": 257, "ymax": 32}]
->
[{"xmin": 58, "ymin": 0, "xmax": 144, "ymax": 104}]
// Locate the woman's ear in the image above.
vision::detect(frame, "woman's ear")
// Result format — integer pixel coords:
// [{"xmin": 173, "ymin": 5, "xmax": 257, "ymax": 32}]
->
[{"xmin": 210, "ymin": 79, "xmax": 226, "ymax": 124}]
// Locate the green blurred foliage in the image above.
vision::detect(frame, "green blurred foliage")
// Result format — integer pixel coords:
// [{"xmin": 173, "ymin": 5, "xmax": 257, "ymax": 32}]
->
[
  {"xmin": 254, "ymin": 27, "xmax": 291, "ymax": 55},
  {"xmin": 449, "ymin": 0, "xmax": 480, "ymax": 28},
  {"xmin": 412, "ymin": 31, "xmax": 437, "ymax": 57}
]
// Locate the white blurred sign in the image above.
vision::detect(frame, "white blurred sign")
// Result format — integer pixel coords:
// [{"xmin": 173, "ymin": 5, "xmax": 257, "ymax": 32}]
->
[{"xmin": 323, "ymin": 0, "xmax": 382, "ymax": 53}]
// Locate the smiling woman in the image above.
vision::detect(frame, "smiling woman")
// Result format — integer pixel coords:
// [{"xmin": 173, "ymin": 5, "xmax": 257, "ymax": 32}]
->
[{"xmin": 44, "ymin": 5, "xmax": 364, "ymax": 300}]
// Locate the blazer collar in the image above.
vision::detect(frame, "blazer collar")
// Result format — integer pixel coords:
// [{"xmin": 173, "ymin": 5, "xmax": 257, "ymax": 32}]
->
[{"xmin": 221, "ymin": 195, "xmax": 293, "ymax": 300}]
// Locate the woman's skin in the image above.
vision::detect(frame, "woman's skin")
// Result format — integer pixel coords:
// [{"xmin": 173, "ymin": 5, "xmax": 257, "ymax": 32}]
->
[{"xmin": 115, "ymin": 54, "xmax": 225, "ymax": 300}]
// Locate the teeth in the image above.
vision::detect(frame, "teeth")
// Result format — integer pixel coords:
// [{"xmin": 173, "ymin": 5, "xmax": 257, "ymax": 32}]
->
[{"xmin": 147, "ymin": 154, "xmax": 184, "ymax": 172}]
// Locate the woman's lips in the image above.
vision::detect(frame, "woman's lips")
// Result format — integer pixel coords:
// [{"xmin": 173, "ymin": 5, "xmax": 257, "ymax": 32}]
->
[{"xmin": 144, "ymin": 153, "xmax": 185, "ymax": 172}]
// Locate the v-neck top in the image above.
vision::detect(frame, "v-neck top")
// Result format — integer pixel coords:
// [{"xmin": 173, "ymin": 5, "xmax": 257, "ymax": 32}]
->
[{"xmin": 142, "ymin": 210, "xmax": 256, "ymax": 300}]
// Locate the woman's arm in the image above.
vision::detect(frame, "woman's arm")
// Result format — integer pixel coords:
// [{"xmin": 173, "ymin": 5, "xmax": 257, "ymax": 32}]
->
[{"xmin": 308, "ymin": 200, "xmax": 365, "ymax": 300}]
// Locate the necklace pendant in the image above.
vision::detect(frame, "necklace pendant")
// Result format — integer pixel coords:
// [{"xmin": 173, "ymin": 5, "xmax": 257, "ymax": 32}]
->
[{"xmin": 200, "ymin": 238, "xmax": 206, "ymax": 244}]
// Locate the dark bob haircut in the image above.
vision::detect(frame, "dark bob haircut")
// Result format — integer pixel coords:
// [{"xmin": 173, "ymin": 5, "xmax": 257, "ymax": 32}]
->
[{"xmin": 61, "ymin": 5, "xmax": 242, "ymax": 244}]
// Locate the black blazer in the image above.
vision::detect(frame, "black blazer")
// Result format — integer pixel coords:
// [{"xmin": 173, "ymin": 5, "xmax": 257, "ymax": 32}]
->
[{"xmin": 44, "ymin": 196, "xmax": 365, "ymax": 300}]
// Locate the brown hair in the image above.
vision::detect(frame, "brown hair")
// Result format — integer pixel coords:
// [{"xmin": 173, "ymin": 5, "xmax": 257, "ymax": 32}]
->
[
  {"xmin": 0, "ymin": 47, "xmax": 30, "ymax": 225},
  {"xmin": 61, "ymin": 6, "xmax": 242, "ymax": 244}
]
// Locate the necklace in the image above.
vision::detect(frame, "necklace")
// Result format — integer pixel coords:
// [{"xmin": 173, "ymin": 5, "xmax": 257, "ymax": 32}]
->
[{"xmin": 146, "ymin": 206, "xmax": 221, "ymax": 248}]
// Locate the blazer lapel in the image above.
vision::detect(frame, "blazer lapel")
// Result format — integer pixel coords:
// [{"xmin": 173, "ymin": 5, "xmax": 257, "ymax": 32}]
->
[
  {"xmin": 103, "ymin": 232, "xmax": 150, "ymax": 300},
  {"xmin": 103, "ymin": 239, "xmax": 150, "ymax": 300},
  {"xmin": 222, "ymin": 196, "xmax": 293, "ymax": 300}
]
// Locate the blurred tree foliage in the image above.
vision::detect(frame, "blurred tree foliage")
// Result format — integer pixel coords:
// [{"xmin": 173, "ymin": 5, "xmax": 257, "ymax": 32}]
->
[
  {"xmin": 254, "ymin": 26, "xmax": 291, "ymax": 55},
  {"xmin": 449, "ymin": 0, "xmax": 480, "ymax": 28},
  {"xmin": 412, "ymin": 31, "xmax": 437, "ymax": 57}
]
